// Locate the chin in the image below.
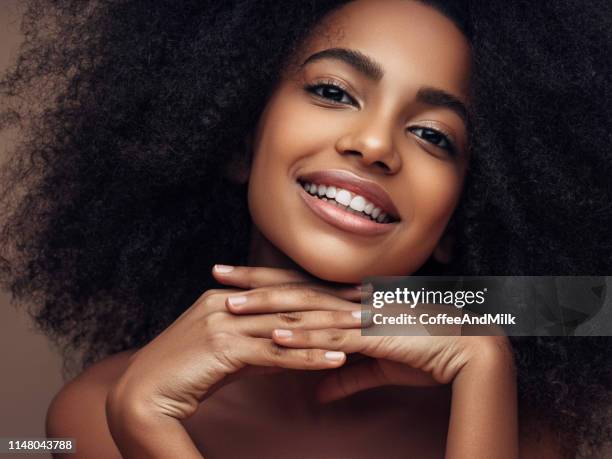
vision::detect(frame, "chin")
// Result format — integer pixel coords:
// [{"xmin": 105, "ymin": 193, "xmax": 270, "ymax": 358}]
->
[
  {"xmin": 302, "ymin": 264, "xmax": 365, "ymax": 284},
  {"xmin": 286, "ymin": 251, "xmax": 383, "ymax": 284},
  {"xmin": 290, "ymin": 248, "xmax": 429, "ymax": 282}
]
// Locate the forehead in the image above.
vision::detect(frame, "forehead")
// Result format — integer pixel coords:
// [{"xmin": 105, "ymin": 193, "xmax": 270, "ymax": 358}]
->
[{"xmin": 300, "ymin": 0, "xmax": 471, "ymax": 98}]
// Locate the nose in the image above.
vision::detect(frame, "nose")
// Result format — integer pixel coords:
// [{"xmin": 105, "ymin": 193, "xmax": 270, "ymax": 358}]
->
[{"xmin": 334, "ymin": 115, "xmax": 402, "ymax": 174}]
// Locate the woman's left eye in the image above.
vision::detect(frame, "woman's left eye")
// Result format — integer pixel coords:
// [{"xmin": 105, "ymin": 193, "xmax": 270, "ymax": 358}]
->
[
  {"xmin": 409, "ymin": 127, "xmax": 456, "ymax": 155},
  {"xmin": 305, "ymin": 83, "xmax": 357, "ymax": 106}
]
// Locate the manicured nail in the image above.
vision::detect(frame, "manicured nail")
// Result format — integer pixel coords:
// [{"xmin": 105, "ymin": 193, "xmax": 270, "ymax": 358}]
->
[
  {"xmin": 325, "ymin": 351, "xmax": 345, "ymax": 361},
  {"xmin": 227, "ymin": 295, "xmax": 247, "ymax": 307},
  {"xmin": 274, "ymin": 329, "xmax": 293, "ymax": 338},
  {"xmin": 352, "ymin": 310, "xmax": 373, "ymax": 323},
  {"xmin": 214, "ymin": 264, "xmax": 234, "ymax": 273}
]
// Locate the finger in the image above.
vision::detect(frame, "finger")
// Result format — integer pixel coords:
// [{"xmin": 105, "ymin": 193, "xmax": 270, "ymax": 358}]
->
[
  {"xmin": 191, "ymin": 288, "xmax": 244, "ymax": 315},
  {"xmin": 234, "ymin": 309, "xmax": 364, "ymax": 337},
  {"xmin": 213, "ymin": 265, "xmax": 361, "ymax": 302},
  {"xmin": 315, "ymin": 358, "xmax": 388, "ymax": 403},
  {"xmin": 225, "ymin": 285, "xmax": 362, "ymax": 314},
  {"xmin": 244, "ymin": 283, "xmax": 362, "ymax": 303},
  {"xmin": 230, "ymin": 336, "xmax": 347, "ymax": 370},
  {"xmin": 271, "ymin": 328, "xmax": 369, "ymax": 354},
  {"xmin": 212, "ymin": 264, "xmax": 313, "ymax": 288}
]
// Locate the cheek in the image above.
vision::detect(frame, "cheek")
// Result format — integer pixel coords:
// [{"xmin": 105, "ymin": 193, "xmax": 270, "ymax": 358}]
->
[
  {"xmin": 250, "ymin": 98, "xmax": 321, "ymax": 182},
  {"xmin": 408, "ymin": 156, "xmax": 463, "ymax": 228},
  {"xmin": 385, "ymin": 155, "xmax": 464, "ymax": 269},
  {"xmin": 246, "ymin": 90, "xmax": 325, "ymax": 245}
]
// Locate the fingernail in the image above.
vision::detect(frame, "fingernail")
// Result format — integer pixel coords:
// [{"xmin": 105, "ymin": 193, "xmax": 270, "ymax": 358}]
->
[
  {"xmin": 215, "ymin": 264, "xmax": 234, "ymax": 273},
  {"xmin": 351, "ymin": 310, "xmax": 363, "ymax": 319},
  {"xmin": 227, "ymin": 295, "xmax": 247, "ymax": 307},
  {"xmin": 325, "ymin": 351, "xmax": 345, "ymax": 361},
  {"xmin": 274, "ymin": 329, "xmax": 293, "ymax": 338}
]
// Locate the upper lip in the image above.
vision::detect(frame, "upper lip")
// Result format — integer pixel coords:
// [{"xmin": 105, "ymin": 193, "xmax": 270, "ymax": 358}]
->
[{"xmin": 298, "ymin": 169, "xmax": 400, "ymax": 220}]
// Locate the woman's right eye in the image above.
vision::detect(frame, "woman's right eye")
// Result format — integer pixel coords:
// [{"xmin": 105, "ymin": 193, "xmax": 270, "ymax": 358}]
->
[{"xmin": 304, "ymin": 83, "xmax": 357, "ymax": 106}]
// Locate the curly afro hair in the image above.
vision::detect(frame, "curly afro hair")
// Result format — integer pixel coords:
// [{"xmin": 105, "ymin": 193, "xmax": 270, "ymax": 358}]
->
[{"xmin": 1, "ymin": 0, "xmax": 611, "ymax": 456}]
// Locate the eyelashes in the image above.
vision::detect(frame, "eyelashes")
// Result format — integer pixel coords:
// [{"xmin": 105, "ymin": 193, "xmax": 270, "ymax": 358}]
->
[
  {"xmin": 303, "ymin": 80, "xmax": 459, "ymax": 156},
  {"xmin": 407, "ymin": 126, "xmax": 457, "ymax": 156},
  {"xmin": 304, "ymin": 80, "xmax": 358, "ymax": 106}
]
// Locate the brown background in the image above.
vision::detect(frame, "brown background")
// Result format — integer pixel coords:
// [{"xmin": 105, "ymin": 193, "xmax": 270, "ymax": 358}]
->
[{"xmin": 1, "ymin": 3, "xmax": 64, "ymax": 457}]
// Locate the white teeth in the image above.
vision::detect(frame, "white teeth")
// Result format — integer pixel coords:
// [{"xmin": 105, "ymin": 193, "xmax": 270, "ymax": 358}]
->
[
  {"xmin": 349, "ymin": 195, "xmax": 366, "ymax": 212},
  {"xmin": 335, "ymin": 189, "xmax": 352, "ymax": 206},
  {"xmin": 301, "ymin": 180, "xmax": 395, "ymax": 223}
]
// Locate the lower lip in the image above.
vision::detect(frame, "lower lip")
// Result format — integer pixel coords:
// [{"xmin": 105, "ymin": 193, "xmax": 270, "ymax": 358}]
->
[{"xmin": 297, "ymin": 185, "xmax": 398, "ymax": 236}]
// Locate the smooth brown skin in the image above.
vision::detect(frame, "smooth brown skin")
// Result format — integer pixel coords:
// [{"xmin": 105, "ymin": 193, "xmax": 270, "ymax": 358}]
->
[
  {"xmin": 248, "ymin": 0, "xmax": 470, "ymax": 283},
  {"xmin": 46, "ymin": 1, "xmax": 563, "ymax": 458}
]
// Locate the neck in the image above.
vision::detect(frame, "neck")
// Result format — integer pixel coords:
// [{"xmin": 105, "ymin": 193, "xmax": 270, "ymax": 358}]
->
[{"xmin": 247, "ymin": 225, "xmax": 303, "ymax": 272}]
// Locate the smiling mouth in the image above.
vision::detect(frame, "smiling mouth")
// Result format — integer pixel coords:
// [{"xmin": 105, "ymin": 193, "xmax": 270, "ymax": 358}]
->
[{"xmin": 297, "ymin": 180, "xmax": 399, "ymax": 224}]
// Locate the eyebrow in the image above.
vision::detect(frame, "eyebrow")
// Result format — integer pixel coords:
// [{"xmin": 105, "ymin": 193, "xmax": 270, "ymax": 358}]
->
[
  {"xmin": 416, "ymin": 87, "xmax": 469, "ymax": 125},
  {"xmin": 302, "ymin": 47, "xmax": 469, "ymax": 125},
  {"xmin": 302, "ymin": 47, "xmax": 384, "ymax": 81}
]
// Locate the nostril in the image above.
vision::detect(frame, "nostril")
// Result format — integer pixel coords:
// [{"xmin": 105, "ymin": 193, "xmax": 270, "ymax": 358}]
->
[
  {"xmin": 342, "ymin": 149, "xmax": 392, "ymax": 173},
  {"xmin": 373, "ymin": 160, "xmax": 390, "ymax": 173}
]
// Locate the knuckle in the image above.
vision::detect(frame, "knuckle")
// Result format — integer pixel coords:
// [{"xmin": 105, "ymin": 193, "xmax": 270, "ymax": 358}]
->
[
  {"xmin": 276, "ymin": 311, "xmax": 302, "ymax": 324},
  {"xmin": 332, "ymin": 310, "xmax": 348, "ymax": 323},
  {"xmin": 299, "ymin": 287, "xmax": 323, "ymax": 303},
  {"xmin": 242, "ymin": 267, "xmax": 257, "ymax": 286},
  {"xmin": 266, "ymin": 343, "xmax": 286, "ymax": 359},
  {"xmin": 200, "ymin": 289, "xmax": 221, "ymax": 302},
  {"xmin": 256, "ymin": 288, "xmax": 274, "ymax": 305},
  {"xmin": 208, "ymin": 330, "xmax": 233, "ymax": 349},
  {"xmin": 205, "ymin": 311, "xmax": 228, "ymax": 327},
  {"xmin": 303, "ymin": 349, "xmax": 317, "ymax": 364},
  {"xmin": 198, "ymin": 289, "xmax": 224, "ymax": 309},
  {"xmin": 328, "ymin": 329, "xmax": 345, "ymax": 345},
  {"xmin": 263, "ymin": 286, "xmax": 294, "ymax": 304},
  {"xmin": 273, "ymin": 284, "xmax": 321, "ymax": 302}
]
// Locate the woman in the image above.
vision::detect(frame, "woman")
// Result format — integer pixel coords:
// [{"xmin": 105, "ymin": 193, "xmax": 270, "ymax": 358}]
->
[{"xmin": 1, "ymin": 0, "xmax": 611, "ymax": 457}]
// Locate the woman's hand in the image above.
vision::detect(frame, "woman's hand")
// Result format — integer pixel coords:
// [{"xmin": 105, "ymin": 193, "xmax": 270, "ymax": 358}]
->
[
  {"xmin": 107, "ymin": 265, "xmax": 361, "ymax": 421},
  {"xmin": 105, "ymin": 264, "xmax": 367, "ymax": 458},
  {"xmin": 269, "ymin": 330, "xmax": 508, "ymax": 401}
]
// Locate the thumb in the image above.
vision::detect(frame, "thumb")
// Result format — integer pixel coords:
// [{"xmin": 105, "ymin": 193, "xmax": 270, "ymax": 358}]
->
[{"xmin": 316, "ymin": 359, "xmax": 388, "ymax": 404}]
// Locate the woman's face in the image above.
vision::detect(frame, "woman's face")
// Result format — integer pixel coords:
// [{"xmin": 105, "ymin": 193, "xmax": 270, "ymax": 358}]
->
[{"xmin": 248, "ymin": 0, "xmax": 471, "ymax": 283}]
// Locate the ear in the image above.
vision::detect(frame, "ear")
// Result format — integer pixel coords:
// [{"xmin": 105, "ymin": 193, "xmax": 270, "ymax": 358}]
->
[
  {"xmin": 225, "ymin": 133, "xmax": 253, "ymax": 185},
  {"xmin": 432, "ymin": 231, "xmax": 454, "ymax": 264}
]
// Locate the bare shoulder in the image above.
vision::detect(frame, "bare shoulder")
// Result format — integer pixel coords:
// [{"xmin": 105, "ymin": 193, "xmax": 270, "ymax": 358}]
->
[{"xmin": 46, "ymin": 349, "xmax": 138, "ymax": 459}]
